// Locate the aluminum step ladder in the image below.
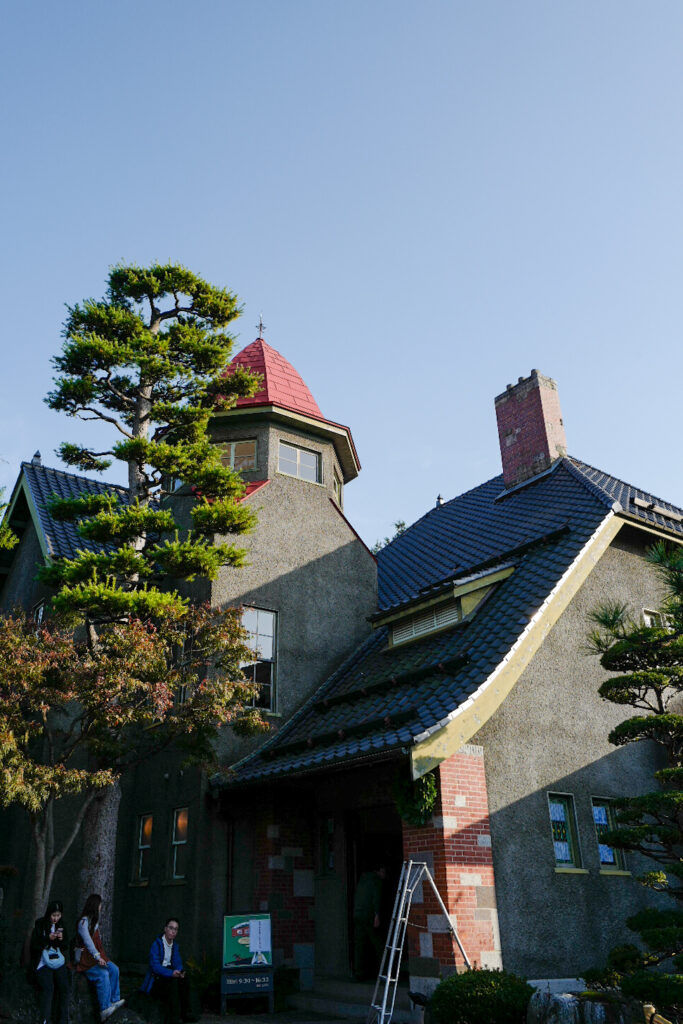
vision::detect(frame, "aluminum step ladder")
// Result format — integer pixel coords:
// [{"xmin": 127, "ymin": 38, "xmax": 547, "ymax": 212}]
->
[{"xmin": 366, "ymin": 859, "xmax": 471, "ymax": 1024}]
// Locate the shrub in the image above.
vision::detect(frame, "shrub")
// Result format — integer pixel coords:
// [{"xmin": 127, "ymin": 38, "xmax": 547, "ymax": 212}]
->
[{"xmin": 430, "ymin": 968, "xmax": 533, "ymax": 1024}]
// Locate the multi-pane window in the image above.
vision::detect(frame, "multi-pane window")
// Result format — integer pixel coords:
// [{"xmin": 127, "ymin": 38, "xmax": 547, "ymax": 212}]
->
[
  {"xmin": 242, "ymin": 607, "xmax": 277, "ymax": 711},
  {"xmin": 171, "ymin": 807, "xmax": 189, "ymax": 879},
  {"xmin": 32, "ymin": 601, "xmax": 45, "ymax": 626},
  {"xmin": 219, "ymin": 439, "xmax": 257, "ymax": 472},
  {"xmin": 548, "ymin": 794, "xmax": 581, "ymax": 867},
  {"xmin": 592, "ymin": 798, "xmax": 625, "ymax": 870},
  {"xmin": 643, "ymin": 609, "xmax": 673, "ymax": 630},
  {"xmin": 333, "ymin": 469, "xmax": 343, "ymax": 508},
  {"xmin": 134, "ymin": 813, "xmax": 153, "ymax": 882},
  {"xmin": 278, "ymin": 441, "xmax": 321, "ymax": 483}
]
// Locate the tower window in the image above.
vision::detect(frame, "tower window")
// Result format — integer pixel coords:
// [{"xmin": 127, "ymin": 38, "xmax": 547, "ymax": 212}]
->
[
  {"xmin": 219, "ymin": 439, "xmax": 257, "ymax": 471},
  {"xmin": 278, "ymin": 441, "xmax": 321, "ymax": 483},
  {"xmin": 333, "ymin": 468, "xmax": 343, "ymax": 507}
]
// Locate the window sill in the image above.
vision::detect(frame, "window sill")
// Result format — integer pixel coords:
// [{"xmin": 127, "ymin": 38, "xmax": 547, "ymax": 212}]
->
[
  {"xmin": 162, "ymin": 879, "xmax": 188, "ymax": 886},
  {"xmin": 554, "ymin": 868, "xmax": 589, "ymax": 874},
  {"xmin": 599, "ymin": 869, "xmax": 631, "ymax": 877},
  {"xmin": 128, "ymin": 880, "xmax": 149, "ymax": 888},
  {"xmin": 276, "ymin": 471, "xmax": 325, "ymax": 488}
]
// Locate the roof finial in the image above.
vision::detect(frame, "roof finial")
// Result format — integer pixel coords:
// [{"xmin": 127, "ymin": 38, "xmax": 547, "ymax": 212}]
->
[
  {"xmin": 256, "ymin": 314, "xmax": 266, "ymax": 339},
  {"xmin": 32, "ymin": 450, "xmax": 42, "ymax": 466},
  {"xmin": 436, "ymin": 494, "xmax": 443, "ymax": 508}
]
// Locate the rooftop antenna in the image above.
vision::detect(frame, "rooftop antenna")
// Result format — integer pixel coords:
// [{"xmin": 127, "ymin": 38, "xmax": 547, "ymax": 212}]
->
[{"xmin": 256, "ymin": 314, "xmax": 266, "ymax": 338}]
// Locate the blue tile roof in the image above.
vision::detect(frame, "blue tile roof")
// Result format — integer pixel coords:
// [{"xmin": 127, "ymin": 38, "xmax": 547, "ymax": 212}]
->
[
  {"xmin": 225, "ymin": 456, "xmax": 683, "ymax": 786},
  {"xmin": 20, "ymin": 462, "xmax": 127, "ymax": 560}
]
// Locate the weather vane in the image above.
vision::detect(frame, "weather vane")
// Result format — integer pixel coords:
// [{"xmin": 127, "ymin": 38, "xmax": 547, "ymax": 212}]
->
[{"xmin": 256, "ymin": 314, "xmax": 266, "ymax": 337}]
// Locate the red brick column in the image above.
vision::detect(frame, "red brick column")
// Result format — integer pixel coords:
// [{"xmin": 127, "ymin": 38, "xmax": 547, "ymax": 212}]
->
[{"xmin": 402, "ymin": 745, "xmax": 501, "ymax": 993}]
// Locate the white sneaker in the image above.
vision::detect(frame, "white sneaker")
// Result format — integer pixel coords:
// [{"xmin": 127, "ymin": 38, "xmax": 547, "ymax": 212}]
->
[
  {"xmin": 112, "ymin": 998, "xmax": 125, "ymax": 1010},
  {"xmin": 101, "ymin": 1007, "xmax": 116, "ymax": 1021}
]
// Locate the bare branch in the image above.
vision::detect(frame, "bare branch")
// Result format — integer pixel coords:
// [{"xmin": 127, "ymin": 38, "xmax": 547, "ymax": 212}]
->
[{"xmin": 74, "ymin": 407, "xmax": 134, "ymax": 438}]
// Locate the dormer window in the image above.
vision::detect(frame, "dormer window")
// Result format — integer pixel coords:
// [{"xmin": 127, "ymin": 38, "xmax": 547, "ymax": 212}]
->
[
  {"xmin": 391, "ymin": 599, "xmax": 462, "ymax": 646},
  {"xmin": 219, "ymin": 439, "xmax": 257, "ymax": 472},
  {"xmin": 278, "ymin": 441, "xmax": 321, "ymax": 483}
]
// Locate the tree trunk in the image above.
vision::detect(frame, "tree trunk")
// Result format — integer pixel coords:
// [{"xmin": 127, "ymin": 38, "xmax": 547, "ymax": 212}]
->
[{"xmin": 77, "ymin": 783, "xmax": 121, "ymax": 950}]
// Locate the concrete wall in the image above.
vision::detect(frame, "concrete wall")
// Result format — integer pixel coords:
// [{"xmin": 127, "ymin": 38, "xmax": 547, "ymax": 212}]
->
[
  {"xmin": 113, "ymin": 414, "xmax": 376, "ymax": 965},
  {"xmin": 475, "ymin": 526, "xmax": 668, "ymax": 978},
  {"xmin": 0, "ymin": 516, "xmax": 50, "ymax": 613}
]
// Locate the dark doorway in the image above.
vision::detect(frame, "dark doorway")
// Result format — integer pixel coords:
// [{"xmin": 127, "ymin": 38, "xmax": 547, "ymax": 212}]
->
[{"xmin": 346, "ymin": 804, "xmax": 403, "ymax": 977}]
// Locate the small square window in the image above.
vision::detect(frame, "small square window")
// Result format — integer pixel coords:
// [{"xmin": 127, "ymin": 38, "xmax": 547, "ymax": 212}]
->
[
  {"xmin": 134, "ymin": 813, "xmax": 153, "ymax": 882},
  {"xmin": 219, "ymin": 439, "xmax": 257, "ymax": 472},
  {"xmin": 548, "ymin": 794, "xmax": 581, "ymax": 867},
  {"xmin": 592, "ymin": 798, "xmax": 625, "ymax": 870},
  {"xmin": 278, "ymin": 441, "xmax": 321, "ymax": 483},
  {"xmin": 171, "ymin": 807, "xmax": 189, "ymax": 879}
]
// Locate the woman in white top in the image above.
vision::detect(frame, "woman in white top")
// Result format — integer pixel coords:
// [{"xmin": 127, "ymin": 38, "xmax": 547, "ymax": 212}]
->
[{"xmin": 75, "ymin": 894, "xmax": 124, "ymax": 1022}]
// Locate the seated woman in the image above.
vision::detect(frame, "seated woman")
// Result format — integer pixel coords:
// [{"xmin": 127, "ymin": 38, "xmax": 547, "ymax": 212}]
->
[
  {"xmin": 75, "ymin": 894, "xmax": 125, "ymax": 1022},
  {"xmin": 30, "ymin": 899, "xmax": 69, "ymax": 1024}
]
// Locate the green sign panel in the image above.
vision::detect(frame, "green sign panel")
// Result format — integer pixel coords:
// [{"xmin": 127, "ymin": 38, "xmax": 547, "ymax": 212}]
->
[{"xmin": 222, "ymin": 914, "xmax": 272, "ymax": 968}]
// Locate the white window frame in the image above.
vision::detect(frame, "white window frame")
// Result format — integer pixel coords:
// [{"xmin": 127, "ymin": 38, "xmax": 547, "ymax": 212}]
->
[
  {"xmin": 241, "ymin": 607, "xmax": 277, "ymax": 712},
  {"xmin": 219, "ymin": 438, "xmax": 258, "ymax": 472},
  {"xmin": 643, "ymin": 608, "xmax": 674, "ymax": 630},
  {"xmin": 278, "ymin": 440, "xmax": 322, "ymax": 483}
]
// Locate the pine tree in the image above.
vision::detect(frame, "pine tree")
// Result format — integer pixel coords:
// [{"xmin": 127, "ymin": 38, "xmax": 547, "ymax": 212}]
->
[
  {"xmin": 585, "ymin": 542, "xmax": 683, "ymax": 1010},
  {"xmin": 35, "ymin": 263, "xmax": 266, "ymax": 915}
]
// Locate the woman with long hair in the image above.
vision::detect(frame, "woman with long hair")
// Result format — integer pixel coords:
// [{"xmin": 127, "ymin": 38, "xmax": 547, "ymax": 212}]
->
[
  {"xmin": 75, "ymin": 894, "xmax": 124, "ymax": 1022},
  {"xmin": 29, "ymin": 899, "xmax": 69, "ymax": 1024}
]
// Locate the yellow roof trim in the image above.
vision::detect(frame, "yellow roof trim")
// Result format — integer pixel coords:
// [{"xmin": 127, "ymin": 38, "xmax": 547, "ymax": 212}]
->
[
  {"xmin": 410, "ymin": 513, "xmax": 624, "ymax": 779},
  {"xmin": 374, "ymin": 565, "xmax": 515, "ymax": 630}
]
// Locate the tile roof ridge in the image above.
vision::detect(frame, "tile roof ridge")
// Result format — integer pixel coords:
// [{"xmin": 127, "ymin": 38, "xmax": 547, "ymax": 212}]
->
[
  {"xmin": 220, "ymin": 627, "xmax": 387, "ymax": 782},
  {"xmin": 22, "ymin": 461, "xmax": 127, "ymax": 493},
  {"xmin": 560, "ymin": 457, "xmax": 623, "ymax": 511},
  {"xmin": 566, "ymin": 455, "xmax": 683, "ymax": 519},
  {"xmin": 378, "ymin": 472, "xmax": 504, "ymax": 553}
]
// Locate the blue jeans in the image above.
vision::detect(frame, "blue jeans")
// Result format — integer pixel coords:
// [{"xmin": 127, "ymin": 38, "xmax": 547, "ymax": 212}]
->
[{"xmin": 85, "ymin": 961, "xmax": 120, "ymax": 1010}]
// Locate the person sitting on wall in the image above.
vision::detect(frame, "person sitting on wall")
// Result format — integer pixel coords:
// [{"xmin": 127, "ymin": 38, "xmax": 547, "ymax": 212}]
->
[{"xmin": 140, "ymin": 917, "xmax": 198, "ymax": 1024}]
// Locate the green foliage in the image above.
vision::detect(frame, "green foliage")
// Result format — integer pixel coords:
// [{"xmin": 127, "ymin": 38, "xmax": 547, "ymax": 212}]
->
[
  {"xmin": 41, "ymin": 262, "xmax": 261, "ymax": 629},
  {"xmin": 392, "ymin": 770, "xmax": 437, "ymax": 827},
  {"xmin": 371, "ymin": 520, "xmax": 406, "ymax": 555},
  {"xmin": 430, "ymin": 968, "xmax": 533, "ymax": 1024},
  {"xmin": 585, "ymin": 543, "xmax": 683, "ymax": 1004}
]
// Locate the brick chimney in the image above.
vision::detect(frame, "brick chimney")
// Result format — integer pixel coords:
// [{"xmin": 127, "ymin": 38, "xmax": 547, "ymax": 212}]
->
[{"xmin": 494, "ymin": 370, "xmax": 567, "ymax": 488}]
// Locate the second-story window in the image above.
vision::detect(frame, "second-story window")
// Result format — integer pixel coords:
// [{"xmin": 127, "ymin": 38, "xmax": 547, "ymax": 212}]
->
[
  {"xmin": 242, "ymin": 607, "xmax": 277, "ymax": 711},
  {"xmin": 134, "ymin": 813, "xmax": 153, "ymax": 882},
  {"xmin": 548, "ymin": 793, "xmax": 581, "ymax": 867},
  {"xmin": 220, "ymin": 439, "xmax": 257, "ymax": 471},
  {"xmin": 333, "ymin": 468, "xmax": 343, "ymax": 507},
  {"xmin": 171, "ymin": 807, "xmax": 189, "ymax": 879},
  {"xmin": 278, "ymin": 441, "xmax": 321, "ymax": 483}
]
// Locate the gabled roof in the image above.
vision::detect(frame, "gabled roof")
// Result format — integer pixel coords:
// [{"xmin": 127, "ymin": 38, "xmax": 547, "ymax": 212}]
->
[
  {"xmin": 9, "ymin": 461, "xmax": 127, "ymax": 561},
  {"xmin": 225, "ymin": 338, "xmax": 324, "ymax": 419},
  {"xmin": 225, "ymin": 456, "xmax": 683, "ymax": 787}
]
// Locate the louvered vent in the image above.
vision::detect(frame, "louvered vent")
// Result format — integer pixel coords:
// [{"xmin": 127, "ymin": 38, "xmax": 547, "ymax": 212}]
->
[{"xmin": 391, "ymin": 600, "xmax": 461, "ymax": 646}]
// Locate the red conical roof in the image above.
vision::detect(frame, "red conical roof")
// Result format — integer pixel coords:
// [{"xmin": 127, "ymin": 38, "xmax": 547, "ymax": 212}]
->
[{"xmin": 226, "ymin": 338, "xmax": 324, "ymax": 420}]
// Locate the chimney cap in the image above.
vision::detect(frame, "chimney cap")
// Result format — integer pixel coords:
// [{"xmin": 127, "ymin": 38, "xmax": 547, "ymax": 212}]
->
[{"xmin": 31, "ymin": 451, "xmax": 42, "ymax": 466}]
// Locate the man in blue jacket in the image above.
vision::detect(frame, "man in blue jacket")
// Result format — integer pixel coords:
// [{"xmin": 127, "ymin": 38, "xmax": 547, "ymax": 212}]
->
[{"xmin": 140, "ymin": 918, "xmax": 197, "ymax": 1023}]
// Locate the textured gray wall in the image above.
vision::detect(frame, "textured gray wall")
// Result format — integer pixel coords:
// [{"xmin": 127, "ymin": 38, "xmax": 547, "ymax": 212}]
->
[
  {"xmin": 0, "ymin": 518, "xmax": 50, "ymax": 613},
  {"xmin": 475, "ymin": 527, "xmax": 669, "ymax": 978}
]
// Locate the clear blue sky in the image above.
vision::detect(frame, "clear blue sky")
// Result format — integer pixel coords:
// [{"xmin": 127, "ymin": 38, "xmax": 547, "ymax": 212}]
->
[{"xmin": 2, "ymin": 1, "xmax": 683, "ymax": 546}]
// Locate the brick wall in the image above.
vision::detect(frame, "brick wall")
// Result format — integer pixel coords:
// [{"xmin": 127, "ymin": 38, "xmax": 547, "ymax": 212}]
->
[
  {"xmin": 251, "ymin": 802, "xmax": 316, "ymax": 988},
  {"xmin": 402, "ymin": 745, "xmax": 501, "ymax": 994},
  {"xmin": 494, "ymin": 369, "xmax": 567, "ymax": 487}
]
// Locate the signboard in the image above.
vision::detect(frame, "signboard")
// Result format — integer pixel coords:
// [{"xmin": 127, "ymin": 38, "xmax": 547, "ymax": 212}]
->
[
  {"xmin": 222, "ymin": 914, "xmax": 272, "ymax": 968},
  {"xmin": 220, "ymin": 969, "xmax": 273, "ymax": 995}
]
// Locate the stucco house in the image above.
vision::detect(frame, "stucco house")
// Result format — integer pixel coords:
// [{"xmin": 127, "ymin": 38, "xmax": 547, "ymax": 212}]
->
[{"xmin": 0, "ymin": 343, "xmax": 678, "ymax": 1003}]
